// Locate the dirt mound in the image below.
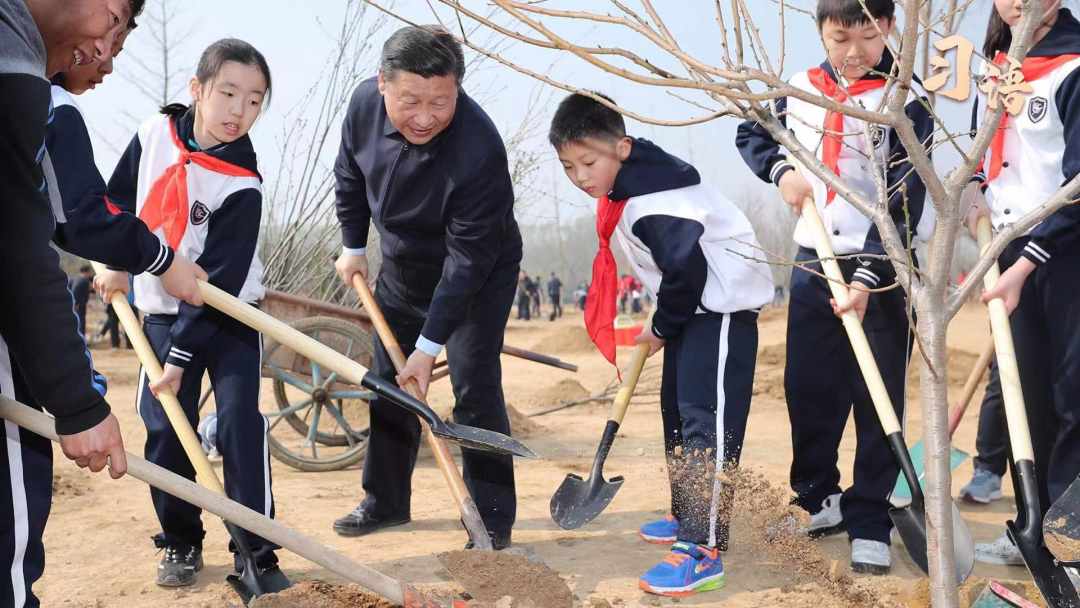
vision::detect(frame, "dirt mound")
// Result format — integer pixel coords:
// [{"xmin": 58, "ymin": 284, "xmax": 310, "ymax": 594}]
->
[
  {"xmin": 506, "ymin": 402, "xmax": 546, "ymax": 437},
  {"xmin": 530, "ymin": 325, "xmax": 596, "ymax": 353},
  {"xmin": 248, "ymin": 580, "xmax": 395, "ymax": 608},
  {"xmin": 531, "ymin": 378, "xmax": 590, "ymax": 406},
  {"xmin": 906, "ymin": 347, "xmax": 981, "ymax": 396},
  {"xmin": 438, "ymin": 550, "xmax": 573, "ymax": 608},
  {"xmin": 754, "ymin": 344, "xmax": 787, "ymax": 402}
]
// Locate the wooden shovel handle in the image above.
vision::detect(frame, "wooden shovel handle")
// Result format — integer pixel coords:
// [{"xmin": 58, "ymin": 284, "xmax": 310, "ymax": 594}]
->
[
  {"xmin": 90, "ymin": 263, "xmax": 224, "ymax": 494},
  {"xmin": 352, "ymin": 275, "xmax": 493, "ymax": 551},
  {"xmin": 801, "ymin": 199, "xmax": 902, "ymax": 435},
  {"xmin": 610, "ymin": 343, "xmax": 651, "ymax": 425},
  {"xmin": 975, "ymin": 217, "xmax": 1035, "ymax": 461},
  {"xmin": 0, "ymin": 396, "xmax": 410, "ymax": 605},
  {"xmin": 948, "ymin": 339, "xmax": 994, "ymax": 437}
]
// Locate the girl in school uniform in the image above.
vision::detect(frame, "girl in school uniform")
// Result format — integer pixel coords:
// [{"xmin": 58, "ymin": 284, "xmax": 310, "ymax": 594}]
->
[
  {"xmin": 103, "ymin": 38, "xmax": 283, "ymax": 588},
  {"xmin": 966, "ymin": 0, "xmax": 1080, "ymax": 566}
]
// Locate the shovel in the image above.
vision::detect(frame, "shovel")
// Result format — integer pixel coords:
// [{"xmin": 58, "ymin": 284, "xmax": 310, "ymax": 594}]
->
[
  {"xmin": 352, "ymin": 276, "xmax": 493, "ymax": 551},
  {"xmin": 976, "ymin": 217, "xmax": 1080, "ymax": 607},
  {"xmin": 92, "ymin": 263, "xmax": 290, "ymax": 603},
  {"xmin": 801, "ymin": 198, "xmax": 974, "ymax": 582},
  {"xmin": 0, "ymin": 397, "xmax": 463, "ymax": 607},
  {"xmin": 892, "ymin": 339, "xmax": 994, "ymax": 502},
  {"xmin": 550, "ymin": 342, "xmax": 651, "ymax": 529},
  {"xmin": 196, "ymin": 280, "xmax": 537, "ymax": 459},
  {"xmin": 1044, "ymin": 472, "xmax": 1080, "ymax": 564}
]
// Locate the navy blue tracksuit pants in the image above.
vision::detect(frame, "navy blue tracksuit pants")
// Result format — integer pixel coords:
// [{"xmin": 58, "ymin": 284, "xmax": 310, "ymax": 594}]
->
[
  {"xmin": 1000, "ymin": 239, "xmax": 1080, "ymax": 518},
  {"xmin": 359, "ymin": 262, "xmax": 518, "ymax": 537},
  {"xmin": 138, "ymin": 313, "xmax": 279, "ymax": 567},
  {"xmin": 662, "ymin": 311, "xmax": 758, "ymax": 550},
  {"xmin": 0, "ymin": 338, "xmax": 52, "ymax": 608},
  {"xmin": 786, "ymin": 247, "xmax": 910, "ymax": 545}
]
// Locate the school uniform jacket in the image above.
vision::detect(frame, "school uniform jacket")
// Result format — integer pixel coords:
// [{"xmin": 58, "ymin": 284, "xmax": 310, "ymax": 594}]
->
[
  {"xmin": 611, "ymin": 139, "xmax": 774, "ymax": 340},
  {"xmin": 0, "ymin": 0, "xmax": 110, "ymax": 434},
  {"xmin": 47, "ymin": 85, "xmax": 175, "ymax": 275},
  {"xmin": 735, "ymin": 52, "xmax": 935, "ymax": 288},
  {"xmin": 971, "ymin": 9, "xmax": 1080, "ymax": 265},
  {"xmin": 108, "ymin": 109, "xmax": 265, "ymax": 369}
]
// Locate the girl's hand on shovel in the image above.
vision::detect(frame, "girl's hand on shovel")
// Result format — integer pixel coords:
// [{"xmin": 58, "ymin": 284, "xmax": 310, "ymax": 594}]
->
[
  {"xmin": 634, "ymin": 328, "xmax": 665, "ymax": 357},
  {"xmin": 149, "ymin": 363, "xmax": 184, "ymax": 398},
  {"xmin": 981, "ymin": 257, "xmax": 1035, "ymax": 314},
  {"xmin": 831, "ymin": 281, "xmax": 870, "ymax": 322},
  {"xmin": 397, "ymin": 350, "xmax": 435, "ymax": 398}
]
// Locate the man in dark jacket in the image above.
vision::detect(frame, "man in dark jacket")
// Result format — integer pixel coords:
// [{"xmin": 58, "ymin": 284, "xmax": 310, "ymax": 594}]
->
[
  {"xmin": 547, "ymin": 272, "xmax": 563, "ymax": 320},
  {"xmin": 332, "ymin": 25, "xmax": 522, "ymax": 550}
]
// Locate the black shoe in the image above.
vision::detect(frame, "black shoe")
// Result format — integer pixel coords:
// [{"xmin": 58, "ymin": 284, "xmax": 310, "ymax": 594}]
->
[
  {"xmin": 157, "ymin": 545, "xmax": 203, "ymax": 587},
  {"xmin": 333, "ymin": 506, "xmax": 410, "ymax": 537},
  {"xmin": 464, "ymin": 530, "xmax": 512, "ymax": 551}
]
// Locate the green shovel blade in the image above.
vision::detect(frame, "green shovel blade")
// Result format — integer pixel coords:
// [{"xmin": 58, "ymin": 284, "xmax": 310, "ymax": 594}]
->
[{"xmin": 891, "ymin": 440, "xmax": 969, "ymax": 502}]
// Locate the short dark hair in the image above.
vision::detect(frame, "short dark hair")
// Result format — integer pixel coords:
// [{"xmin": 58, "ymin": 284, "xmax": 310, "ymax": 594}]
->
[
  {"xmin": 380, "ymin": 25, "xmax": 465, "ymax": 84},
  {"xmin": 128, "ymin": 0, "xmax": 145, "ymax": 28},
  {"xmin": 815, "ymin": 0, "xmax": 895, "ymax": 28},
  {"xmin": 548, "ymin": 92, "xmax": 626, "ymax": 149}
]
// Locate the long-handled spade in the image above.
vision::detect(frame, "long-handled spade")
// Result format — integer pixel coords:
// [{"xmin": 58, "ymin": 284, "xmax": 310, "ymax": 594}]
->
[
  {"xmin": 801, "ymin": 198, "xmax": 974, "ymax": 582},
  {"xmin": 976, "ymin": 218, "xmax": 1080, "ymax": 607},
  {"xmin": 892, "ymin": 340, "xmax": 994, "ymax": 502},
  {"xmin": 93, "ymin": 263, "xmax": 290, "ymax": 602},
  {"xmin": 550, "ymin": 342, "xmax": 651, "ymax": 530},
  {"xmin": 195, "ymin": 280, "xmax": 537, "ymax": 460},
  {"xmin": 352, "ymin": 276, "xmax": 493, "ymax": 551},
  {"xmin": 0, "ymin": 396, "xmax": 461, "ymax": 607},
  {"xmin": 1044, "ymin": 472, "xmax": 1080, "ymax": 566}
]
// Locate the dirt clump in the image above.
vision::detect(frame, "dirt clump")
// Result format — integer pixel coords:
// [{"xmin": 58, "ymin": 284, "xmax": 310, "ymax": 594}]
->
[
  {"xmin": 438, "ymin": 549, "xmax": 573, "ymax": 608},
  {"xmin": 52, "ymin": 474, "xmax": 85, "ymax": 497},
  {"xmin": 506, "ymin": 402, "xmax": 546, "ymax": 438},
  {"xmin": 531, "ymin": 378, "xmax": 590, "ymax": 407},
  {"xmin": 900, "ymin": 576, "xmax": 1048, "ymax": 608},
  {"xmin": 530, "ymin": 325, "xmax": 596, "ymax": 353},
  {"xmin": 248, "ymin": 580, "xmax": 395, "ymax": 608},
  {"xmin": 1043, "ymin": 517, "xmax": 1080, "ymax": 562}
]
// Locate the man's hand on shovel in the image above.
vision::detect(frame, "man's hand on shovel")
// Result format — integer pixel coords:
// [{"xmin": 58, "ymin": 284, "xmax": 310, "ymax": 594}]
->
[
  {"xmin": 58, "ymin": 413, "xmax": 128, "ymax": 479},
  {"xmin": 398, "ymin": 350, "xmax": 435, "ymax": 398}
]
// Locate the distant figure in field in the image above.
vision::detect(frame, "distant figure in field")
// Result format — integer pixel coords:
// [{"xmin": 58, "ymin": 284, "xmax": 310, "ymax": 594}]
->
[{"xmin": 547, "ymin": 272, "xmax": 563, "ymax": 320}]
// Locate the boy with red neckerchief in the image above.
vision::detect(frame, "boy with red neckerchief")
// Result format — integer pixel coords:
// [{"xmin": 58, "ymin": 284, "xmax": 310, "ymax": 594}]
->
[
  {"xmin": 735, "ymin": 0, "xmax": 933, "ymax": 575},
  {"xmin": 551, "ymin": 92, "xmax": 774, "ymax": 597}
]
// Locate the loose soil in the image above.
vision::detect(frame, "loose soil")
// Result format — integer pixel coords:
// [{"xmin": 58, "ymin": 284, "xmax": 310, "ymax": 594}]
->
[
  {"xmin": 439, "ymin": 550, "xmax": 574, "ymax": 607},
  {"xmin": 249, "ymin": 580, "xmax": 395, "ymax": 608},
  {"xmin": 506, "ymin": 403, "xmax": 546, "ymax": 437},
  {"xmin": 37, "ymin": 304, "xmax": 1047, "ymax": 607}
]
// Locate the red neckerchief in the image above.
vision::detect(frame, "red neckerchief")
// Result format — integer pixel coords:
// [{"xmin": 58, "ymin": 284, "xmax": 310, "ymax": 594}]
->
[
  {"xmin": 585, "ymin": 194, "xmax": 629, "ymax": 371},
  {"xmin": 983, "ymin": 52, "xmax": 1080, "ymax": 182},
  {"xmin": 807, "ymin": 68, "xmax": 887, "ymax": 203},
  {"xmin": 138, "ymin": 120, "xmax": 258, "ymax": 248}
]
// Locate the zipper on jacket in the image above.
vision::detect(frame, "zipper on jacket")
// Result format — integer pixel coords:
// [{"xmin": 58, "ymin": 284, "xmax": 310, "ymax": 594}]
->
[{"xmin": 380, "ymin": 142, "xmax": 409, "ymax": 206}]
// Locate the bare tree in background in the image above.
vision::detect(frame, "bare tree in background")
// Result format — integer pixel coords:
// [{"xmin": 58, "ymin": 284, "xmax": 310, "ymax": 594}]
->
[
  {"xmin": 117, "ymin": 0, "xmax": 193, "ymax": 108},
  {"xmin": 362, "ymin": 1, "xmax": 1079, "ymax": 606}
]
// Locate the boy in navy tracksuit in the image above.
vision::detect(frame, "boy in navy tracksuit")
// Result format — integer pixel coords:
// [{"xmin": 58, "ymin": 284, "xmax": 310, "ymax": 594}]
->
[
  {"xmin": 551, "ymin": 93, "xmax": 774, "ymax": 597},
  {"xmin": 735, "ymin": 0, "xmax": 933, "ymax": 574},
  {"xmin": 106, "ymin": 39, "xmax": 283, "ymax": 588}
]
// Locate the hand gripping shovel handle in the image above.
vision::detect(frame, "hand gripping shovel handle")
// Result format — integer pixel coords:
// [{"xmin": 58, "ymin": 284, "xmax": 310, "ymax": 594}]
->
[
  {"xmin": 352, "ymin": 275, "xmax": 494, "ymax": 551},
  {"xmin": 0, "ymin": 396, "xmax": 428, "ymax": 606}
]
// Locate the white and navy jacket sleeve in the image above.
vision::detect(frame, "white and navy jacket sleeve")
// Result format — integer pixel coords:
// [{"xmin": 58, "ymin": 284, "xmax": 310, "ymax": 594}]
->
[
  {"xmin": 632, "ymin": 216, "xmax": 707, "ymax": 340},
  {"xmin": 47, "ymin": 88, "xmax": 174, "ymax": 275},
  {"xmin": 1025, "ymin": 67, "xmax": 1080, "ymax": 262},
  {"xmin": 735, "ymin": 97, "xmax": 795, "ymax": 187}
]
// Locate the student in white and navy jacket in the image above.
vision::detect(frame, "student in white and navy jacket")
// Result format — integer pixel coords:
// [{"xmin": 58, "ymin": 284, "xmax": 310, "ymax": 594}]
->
[
  {"xmin": 552, "ymin": 93, "xmax": 773, "ymax": 595},
  {"xmin": 967, "ymin": 7, "xmax": 1080, "ymax": 543},
  {"xmin": 735, "ymin": 0, "xmax": 934, "ymax": 575},
  {"xmin": 106, "ymin": 102, "xmax": 280, "ymax": 576}
]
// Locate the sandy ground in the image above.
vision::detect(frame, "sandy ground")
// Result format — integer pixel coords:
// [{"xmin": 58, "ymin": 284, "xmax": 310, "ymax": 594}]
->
[{"xmin": 37, "ymin": 303, "xmax": 1046, "ymax": 607}]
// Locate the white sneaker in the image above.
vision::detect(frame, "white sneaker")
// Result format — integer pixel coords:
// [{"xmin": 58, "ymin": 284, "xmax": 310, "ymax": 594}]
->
[
  {"xmin": 801, "ymin": 493, "xmax": 845, "ymax": 538},
  {"xmin": 851, "ymin": 539, "xmax": 891, "ymax": 575},
  {"xmin": 975, "ymin": 531, "xmax": 1024, "ymax": 566}
]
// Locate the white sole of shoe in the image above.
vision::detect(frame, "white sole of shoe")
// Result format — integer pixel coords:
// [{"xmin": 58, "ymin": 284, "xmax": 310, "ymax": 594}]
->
[
  {"xmin": 960, "ymin": 489, "xmax": 1003, "ymax": 504},
  {"xmin": 974, "ymin": 553, "xmax": 1024, "ymax": 566}
]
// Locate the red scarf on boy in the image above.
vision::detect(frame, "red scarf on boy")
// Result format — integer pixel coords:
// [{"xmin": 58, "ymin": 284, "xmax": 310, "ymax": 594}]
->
[
  {"xmin": 139, "ymin": 120, "xmax": 258, "ymax": 249},
  {"xmin": 983, "ymin": 52, "xmax": 1080, "ymax": 182},
  {"xmin": 585, "ymin": 194, "xmax": 629, "ymax": 369},
  {"xmin": 807, "ymin": 68, "xmax": 887, "ymax": 203}
]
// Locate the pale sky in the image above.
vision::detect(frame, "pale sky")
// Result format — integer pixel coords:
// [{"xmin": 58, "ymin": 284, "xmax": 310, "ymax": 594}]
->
[{"xmin": 74, "ymin": 0, "xmax": 1025, "ymax": 225}]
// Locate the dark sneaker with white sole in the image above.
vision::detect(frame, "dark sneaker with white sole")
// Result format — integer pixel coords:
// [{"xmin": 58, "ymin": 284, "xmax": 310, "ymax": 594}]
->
[{"xmin": 157, "ymin": 545, "xmax": 203, "ymax": 587}]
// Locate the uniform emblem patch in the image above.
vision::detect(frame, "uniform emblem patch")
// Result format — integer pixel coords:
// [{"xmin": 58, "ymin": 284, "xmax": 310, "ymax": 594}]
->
[
  {"xmin": 190, "ymin": 201, "xmax": 210, "ymax": 225},
  {"xmin": 1028, "ymin": 96, "xmax": 1048, "ymax": 123},
  {"xmin": 869, "ymin": 125, "xmax": 887, "ymax": 149}
]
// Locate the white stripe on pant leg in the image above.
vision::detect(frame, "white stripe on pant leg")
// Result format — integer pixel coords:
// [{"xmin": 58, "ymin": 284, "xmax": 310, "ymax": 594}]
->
[
  {"xmin": 707, "ymin": 314, "xmax": 731, "ymax": 548},
  {"xmin": 0, "ymin": 337, "xmax": 28, "ymax": 608},
  {"xmin": 135, "ymin": 367, "xmax": 146, "ymax": 419}
]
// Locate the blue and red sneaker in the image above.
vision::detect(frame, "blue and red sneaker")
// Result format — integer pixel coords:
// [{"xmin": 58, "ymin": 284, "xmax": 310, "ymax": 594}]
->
[
  {"xmin": 638, "ymin": 541, "xmax": 725, "ymax": 597},
  {"xmin": 638, "ymin": 514, "xmax": 679, "ymax": 544}
]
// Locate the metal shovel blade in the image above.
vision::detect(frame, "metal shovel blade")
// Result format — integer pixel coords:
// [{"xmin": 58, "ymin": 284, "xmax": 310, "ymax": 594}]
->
[
  {"xmin": 550, "ymin": 472, "xmax": 625, "ymax": 530},
  {"xmin": 432, "ymin": 420, "xmax": 538, "ymax": 459},
  {"xmin": 889, "ymin": 498, "xmax": 974, "ymax": 583},
  {"xmin": 224, "ymin": 522, "xmax": 291, "ymax": 604},
  {"xmin": 1044, "ymin": 472, "xmax": 1080, "ymax": 563},
  {"xmin": 1008, "ymin": 519, "xmax": 1080, "ymax": 608}
]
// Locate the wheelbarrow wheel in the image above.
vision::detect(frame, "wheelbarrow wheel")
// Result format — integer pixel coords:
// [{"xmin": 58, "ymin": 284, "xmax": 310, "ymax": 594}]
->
[{"xmin": 262, "ymin": 316, "xmax": 374, "ymax": 472}]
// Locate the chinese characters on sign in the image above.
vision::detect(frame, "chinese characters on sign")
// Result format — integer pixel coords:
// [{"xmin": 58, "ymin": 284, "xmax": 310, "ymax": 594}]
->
[{"xmin": 924, "ymin": 33, "xmax": 1033, "ymax": 116}]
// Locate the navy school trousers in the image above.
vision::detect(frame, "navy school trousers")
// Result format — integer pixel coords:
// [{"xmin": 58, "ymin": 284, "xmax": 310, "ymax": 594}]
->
[
  {"xmin": 137, "ymin": 312, "xmax": 279, "ymax": 566},
  {"xmin": 661, "ymin": 310, "xmax": 759, "ymax": 550},
  {"xmin": 785, "ymin": 247, "xmax": 911, "ymax": 545},
  {"xmin": 359, "ymin": 263, "xmax": 518, "ymax": 536}
]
